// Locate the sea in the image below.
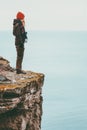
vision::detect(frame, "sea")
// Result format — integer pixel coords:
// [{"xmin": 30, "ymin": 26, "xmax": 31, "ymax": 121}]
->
[{"xmin": 0, "ymin": 30, "xmax": 87, "ymax": 130}]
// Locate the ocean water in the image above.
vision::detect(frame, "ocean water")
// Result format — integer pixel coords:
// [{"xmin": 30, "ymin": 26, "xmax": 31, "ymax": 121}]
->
[{"xmin": 1, "ymin": 30, "xmax": 87, "ymax": 130}]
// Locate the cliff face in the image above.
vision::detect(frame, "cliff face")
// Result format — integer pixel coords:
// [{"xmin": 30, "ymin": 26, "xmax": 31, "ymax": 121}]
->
[{"xmin": 0, "ymin": 57, "xmax": 44, "ymax": 130}]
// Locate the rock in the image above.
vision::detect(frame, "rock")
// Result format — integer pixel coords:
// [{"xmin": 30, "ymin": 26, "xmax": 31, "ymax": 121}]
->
[
  {"xmin": 0, "ymin": 75, "xmax": 11, "ymax": 84},
  {"xmin": 0, "ymin": 56, "xmax": 9, "ymax": 65},
  {"xmin": 0, "ymin": 75, "xmax": 7, "ymax": 81},
  {"xmin": 0, "ymin": 56, "xmax": 15, "ymax": 72},
  {"xmin": 0, "ymin": 57, "xmax": 45, "ymax": 130}
]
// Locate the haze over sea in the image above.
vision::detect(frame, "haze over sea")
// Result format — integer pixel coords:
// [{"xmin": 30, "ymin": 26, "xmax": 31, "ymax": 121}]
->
[{"xmin": 1, "ymin": 30, "xmax": 87, "ymax": 130}]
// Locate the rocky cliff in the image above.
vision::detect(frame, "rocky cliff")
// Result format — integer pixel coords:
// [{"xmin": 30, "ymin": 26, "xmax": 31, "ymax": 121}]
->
[{"xmin": 0, "ymin": 57, "xmax": 44, "ymax": 130}]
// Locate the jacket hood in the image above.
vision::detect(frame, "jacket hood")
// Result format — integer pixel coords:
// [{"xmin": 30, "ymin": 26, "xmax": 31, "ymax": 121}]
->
[{"xmin": 13, "ymin": 19, "xmax": 22, "ymax": 26}]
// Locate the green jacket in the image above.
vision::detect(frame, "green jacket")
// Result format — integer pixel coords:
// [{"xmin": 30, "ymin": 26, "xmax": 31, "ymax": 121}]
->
[{"xmin": 13, "ymin": 19, "xmax": 27, "ymax": 47}]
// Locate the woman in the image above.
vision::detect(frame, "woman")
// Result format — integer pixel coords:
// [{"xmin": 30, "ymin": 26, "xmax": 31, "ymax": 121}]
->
[{"xmin": 13, "ymin": 11, "xmax": 27, "ymax": 74}]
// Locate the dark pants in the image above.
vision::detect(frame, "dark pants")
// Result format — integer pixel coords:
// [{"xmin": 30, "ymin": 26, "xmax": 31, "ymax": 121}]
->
[{"xmin": 16, "ymin": 46, "xmax": 24, "ymax": 70}]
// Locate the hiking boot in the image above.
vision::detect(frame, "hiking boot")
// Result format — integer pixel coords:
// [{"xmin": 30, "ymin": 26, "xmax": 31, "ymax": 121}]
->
[{"xmin": 16, "ymin": 69, "xmax": 26, "ymax": 74}]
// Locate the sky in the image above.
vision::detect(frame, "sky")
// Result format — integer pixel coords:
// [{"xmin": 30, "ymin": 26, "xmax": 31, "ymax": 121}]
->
[{"xmin": 0, "ymin": 0, "xmax": 87, "ymax": 31}]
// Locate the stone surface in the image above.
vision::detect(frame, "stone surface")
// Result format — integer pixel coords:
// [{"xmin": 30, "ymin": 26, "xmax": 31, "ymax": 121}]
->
[{"xmin": 0, "ymin": 57, "xmax": 44, "ymax": 130}]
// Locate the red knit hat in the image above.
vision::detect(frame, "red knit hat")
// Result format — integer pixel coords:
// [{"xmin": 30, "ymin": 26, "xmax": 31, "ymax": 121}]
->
[{"xmin": 16, "ymin": 11, "xmax": 25, "ymax": 20}]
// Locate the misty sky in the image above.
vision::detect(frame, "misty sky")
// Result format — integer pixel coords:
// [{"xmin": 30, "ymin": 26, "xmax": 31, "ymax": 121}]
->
[{"xmin": 0, "ymin": 0, "xmax": 87, "ymax": 30}]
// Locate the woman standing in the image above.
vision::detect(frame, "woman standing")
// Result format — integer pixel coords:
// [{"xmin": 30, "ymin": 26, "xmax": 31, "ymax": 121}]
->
[{"xmin": 13, "ymin": 11, "xmax": 27, "ymax": 74}]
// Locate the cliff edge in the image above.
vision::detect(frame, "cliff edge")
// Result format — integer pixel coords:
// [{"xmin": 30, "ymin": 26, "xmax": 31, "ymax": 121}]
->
[{"xmin": 0, "ymin": 56, "xmax": 44, "ymax": 130}]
